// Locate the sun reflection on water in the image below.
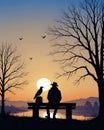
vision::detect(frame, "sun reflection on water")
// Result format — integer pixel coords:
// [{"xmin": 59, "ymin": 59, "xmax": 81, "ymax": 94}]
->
[
  {"xmin": 42, "ymin": 112, "xmax": 59, "ymax": 119},
  {"xmin": 12, "ymin": 110, "xmax": 93, "ymax": 120}
]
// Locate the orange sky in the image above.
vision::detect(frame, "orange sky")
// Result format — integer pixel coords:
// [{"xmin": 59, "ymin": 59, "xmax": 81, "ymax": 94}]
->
[{"xmin": 0, "ymin": 0, "xmax": 98, "ymax": 102}]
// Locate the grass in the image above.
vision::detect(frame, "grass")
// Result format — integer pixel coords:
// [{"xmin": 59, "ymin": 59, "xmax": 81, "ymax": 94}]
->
[{"xmin": 0, "ymin": 115, "xmax": 103, "ymax": 130}]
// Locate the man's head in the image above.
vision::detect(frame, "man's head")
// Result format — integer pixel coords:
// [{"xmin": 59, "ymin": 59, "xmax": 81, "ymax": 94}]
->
[{"xmin": 51, "ymin": 82, "xmax": 58, "ymax": 87}]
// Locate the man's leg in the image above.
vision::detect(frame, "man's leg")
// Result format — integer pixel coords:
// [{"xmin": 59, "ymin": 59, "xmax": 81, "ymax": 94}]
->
[{"xmin": 53, "ymin": 104, "xmax": 58, "ymax": 119}]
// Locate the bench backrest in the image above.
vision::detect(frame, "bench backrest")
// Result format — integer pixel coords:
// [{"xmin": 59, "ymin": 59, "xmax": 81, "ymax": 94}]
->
[{"xmin": 27, "ymin": 102, "xmax": 76, "ymax": 109}]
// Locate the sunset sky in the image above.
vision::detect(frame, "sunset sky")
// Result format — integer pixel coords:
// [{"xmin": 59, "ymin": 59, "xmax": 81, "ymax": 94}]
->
[{"xmin": 0, "ymin": 0, "xmax": 98, "ymax": 102}]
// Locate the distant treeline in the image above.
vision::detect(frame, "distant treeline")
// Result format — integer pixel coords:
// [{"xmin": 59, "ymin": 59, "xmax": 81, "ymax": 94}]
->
[
  {"xmin": 0, "ymin": 105, "xmax": 27, "ymax": 114},
  {"xmin": 73, "ymin": 100, "xmax": 99, "ymax": 117}
]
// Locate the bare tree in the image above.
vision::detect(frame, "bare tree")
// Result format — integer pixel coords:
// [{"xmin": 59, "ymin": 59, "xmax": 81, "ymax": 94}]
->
[
  {"xmin": 48, "ymin": 0, "xmax": 104, "ymax": 119},
  {"xmin": 0, "ymin": 43, "xmax": 27, "ymax": 115}
]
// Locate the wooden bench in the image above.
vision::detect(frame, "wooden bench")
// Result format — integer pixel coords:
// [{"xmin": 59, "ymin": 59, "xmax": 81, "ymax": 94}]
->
[{"xmin": 27, "ymin": 102, "xmax": 76, "ymax": 120}]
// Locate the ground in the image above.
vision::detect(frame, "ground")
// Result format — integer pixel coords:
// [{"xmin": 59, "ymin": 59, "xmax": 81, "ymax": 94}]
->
[{"xmin": 0, "ymin": 115, "xmax": 104, "ymax": 130}]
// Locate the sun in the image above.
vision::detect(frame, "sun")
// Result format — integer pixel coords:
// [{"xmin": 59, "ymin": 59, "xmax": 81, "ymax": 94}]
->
[{"xmin": 36, "ymin": 78, "xmax": 51, "ymax": 91}]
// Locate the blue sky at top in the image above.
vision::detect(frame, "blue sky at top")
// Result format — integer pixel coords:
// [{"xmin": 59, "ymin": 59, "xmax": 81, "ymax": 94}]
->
[
  {"xmin": 0, "ymin": 0, "xmax": 82, "ymax": 20},
  {"xmin": 0, "ymin": 0, "xmax": 82, "ymax": 38}
]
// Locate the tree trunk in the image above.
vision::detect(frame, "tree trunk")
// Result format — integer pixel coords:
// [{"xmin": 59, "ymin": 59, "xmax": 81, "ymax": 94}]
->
[
  {"xmin": 1, "ymin": 90, "xmax": 5, "ymax": 115},
  {"xmin": 98, "ymin": 79, "xmax": 104, "ymax": 119}
]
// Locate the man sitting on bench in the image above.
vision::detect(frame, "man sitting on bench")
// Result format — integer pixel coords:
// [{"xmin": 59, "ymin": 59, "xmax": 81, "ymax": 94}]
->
[{"xmin": 46, "ymin": 82, "xmax": 62, "ymax": 119}]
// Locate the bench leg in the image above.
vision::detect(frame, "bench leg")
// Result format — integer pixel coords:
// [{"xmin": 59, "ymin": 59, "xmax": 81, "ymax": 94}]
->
[
  {"xmin": 66, "ymin": 106, "xmax": 72, "ymax": 120},
  {"xmin": 33, "ymin": 107, "xmax": 39, "ymax": 119}
]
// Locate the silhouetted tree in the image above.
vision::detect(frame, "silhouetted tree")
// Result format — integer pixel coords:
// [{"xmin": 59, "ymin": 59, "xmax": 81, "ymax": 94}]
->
[
  {"xmin": 0, "ymin": 43, "xmax": 27, "ymax": 115},
  {"xmin": 48, "ymin": 0, "xmax": 104, "ymax": 119}
]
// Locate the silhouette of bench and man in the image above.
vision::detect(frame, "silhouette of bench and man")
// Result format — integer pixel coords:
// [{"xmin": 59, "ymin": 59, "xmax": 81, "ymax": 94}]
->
[{"xmin": 28, "ymin": 82, "xmax": 76, "ymax": 120}]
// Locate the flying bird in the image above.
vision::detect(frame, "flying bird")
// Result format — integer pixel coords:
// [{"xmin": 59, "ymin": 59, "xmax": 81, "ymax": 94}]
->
[
  {"xmin": 29, "ymin": 57, "xmax": 33, "ymax": 60},
  {"xmin": 34, "ymin": 86, "xmax": 44, "ymax": 99},
  {"xmin": 42, "ymin": 35, "xmax": 46, "ymax": 39},
  {"xmin": 19, "ymin": 37, "xmax": 23, "ymax": 40}
]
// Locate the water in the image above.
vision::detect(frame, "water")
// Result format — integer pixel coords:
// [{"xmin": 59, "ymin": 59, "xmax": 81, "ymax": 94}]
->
[{"xmin": 12, "ymin": 110, "xmax": 93, "ymax": 121}]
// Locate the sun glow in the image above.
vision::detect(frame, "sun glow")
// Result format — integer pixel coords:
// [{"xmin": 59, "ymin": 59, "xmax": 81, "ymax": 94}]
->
[{"xmin": 36, "ymin": 78, "xmax": 51, "ymax": 91}]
